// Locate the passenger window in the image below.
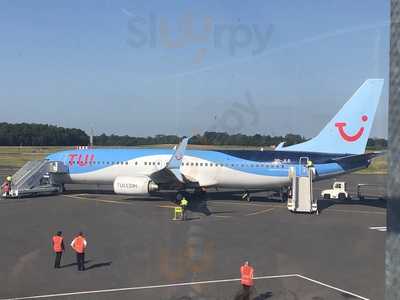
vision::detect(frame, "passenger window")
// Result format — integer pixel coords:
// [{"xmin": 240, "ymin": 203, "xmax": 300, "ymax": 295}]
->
[
  {"xmin": 144, "ymin": 162, "xmax": 147, "ymax": 165},
  {"xmin": 196, "ymin": 163, "xmax": 199, "ymax": 166}
]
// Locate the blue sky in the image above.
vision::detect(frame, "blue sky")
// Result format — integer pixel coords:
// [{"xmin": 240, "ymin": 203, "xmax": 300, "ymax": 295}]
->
[{"xmin": 0, "ymin": 0, "xmax": 389, "ymax": 138}]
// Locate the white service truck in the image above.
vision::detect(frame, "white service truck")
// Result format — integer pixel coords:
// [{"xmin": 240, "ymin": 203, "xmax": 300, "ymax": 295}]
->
[{"xmin": 321, "ymin": 181, "xmax": 350, "ymax": 200}]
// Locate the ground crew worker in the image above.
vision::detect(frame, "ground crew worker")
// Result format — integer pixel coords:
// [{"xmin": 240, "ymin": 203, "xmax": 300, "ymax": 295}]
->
[
  {"xmin": 1, "ymin": 180, "xmax": 10, "ymax": 197},
  {"xmin": 240, "ymin": 261, "xmax": 254, "ymax": 297},
  {"xmin": 180, "ymin": 196, "xmax": 188, "ymax": 220},
  {"xmin": 52, "ymin": 231, "xmax": 65, "ymax": 268},
  {"xmin": 71, "ymin": 232, "xmax": 87, "ymax": 271},
  {"xmin": 6, "ymin": 175, "xmax": 12, "ymax": 183}
]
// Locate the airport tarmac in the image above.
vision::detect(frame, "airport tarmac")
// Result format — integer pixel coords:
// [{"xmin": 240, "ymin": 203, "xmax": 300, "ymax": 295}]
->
[{"xmin": 0, "ymin": 173, "xmax": 386, "ymax": 299}]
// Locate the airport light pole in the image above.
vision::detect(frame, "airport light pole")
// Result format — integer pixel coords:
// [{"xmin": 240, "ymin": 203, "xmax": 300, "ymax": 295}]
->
[{"xmin": 387, "ymin": 1, "xmax": 400, "ymax": 299}]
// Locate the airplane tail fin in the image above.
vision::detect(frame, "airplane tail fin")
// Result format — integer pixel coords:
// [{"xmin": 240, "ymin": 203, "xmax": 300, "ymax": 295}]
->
[{"xmin": 282, "ymin": 79, "xmax": 384, "ymax": 154}]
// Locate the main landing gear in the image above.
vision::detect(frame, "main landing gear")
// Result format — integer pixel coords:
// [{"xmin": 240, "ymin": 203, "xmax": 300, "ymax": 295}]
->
[{"xmin": 176, "ymin": 188, "xmax": 207, "ymax": 203}]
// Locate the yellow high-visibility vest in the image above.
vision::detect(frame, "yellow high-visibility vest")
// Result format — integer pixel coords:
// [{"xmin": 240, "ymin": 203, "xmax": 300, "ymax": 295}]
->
[{"xmin": 180, "ymin": 198, "xmax": 188, "ymax": 207}]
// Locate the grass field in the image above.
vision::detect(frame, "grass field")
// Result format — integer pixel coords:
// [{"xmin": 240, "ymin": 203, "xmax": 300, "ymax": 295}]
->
[{"xmin": 0, "ymin": 146, "xmax": 387, "ymax": 174}]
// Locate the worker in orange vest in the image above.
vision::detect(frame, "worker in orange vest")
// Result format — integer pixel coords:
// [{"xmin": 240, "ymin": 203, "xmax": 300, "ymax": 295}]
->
[
  {"xmin": 1, "ymin": 179, "xmax": 10, "ymax": 197},
  {"xmin": 71, "ymin": 232, "xmax": 87, "ymax": 271},
  {"xmin": 52, "ymin": 231, "xmax": 65, "ymax": 268},
  {"xmin": 240, "ymin": 261, "xmax": 254, "ymax": 297}
]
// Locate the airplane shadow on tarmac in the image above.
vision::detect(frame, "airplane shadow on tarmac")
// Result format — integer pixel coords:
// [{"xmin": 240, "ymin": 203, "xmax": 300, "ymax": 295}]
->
[{"xmin": 63, "ymin": 187, "xmax": 386, "ymax": 214}]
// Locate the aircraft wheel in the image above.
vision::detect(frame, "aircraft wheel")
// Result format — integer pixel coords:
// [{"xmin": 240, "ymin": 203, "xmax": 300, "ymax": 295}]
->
[
  {"xmin": 282, "ymin": 192, "xmax": 288, "ymax": 202},
  {"xmin": 242, "ymin": 191, "xmax": 251, "ymax": 202}
]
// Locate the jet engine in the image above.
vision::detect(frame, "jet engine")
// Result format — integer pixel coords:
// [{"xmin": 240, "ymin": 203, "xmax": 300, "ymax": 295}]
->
[{"xmin": 113, "ymin": 176, "xmax": 159, "ymax": 195}]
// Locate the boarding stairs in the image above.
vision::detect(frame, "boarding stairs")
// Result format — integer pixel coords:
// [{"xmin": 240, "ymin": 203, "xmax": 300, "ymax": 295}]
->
[
  {"xmin": 8, "ymin": 160, "xmax": 67, "ymax": 198},
  {"xmin": 287, "ymin": 157, "xmax": 318, "ymax": 213}
]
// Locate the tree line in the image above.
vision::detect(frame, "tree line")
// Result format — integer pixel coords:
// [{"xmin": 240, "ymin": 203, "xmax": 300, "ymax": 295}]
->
[
  {"xmin": 0, "ymin": 122, "xmax": 388, "ymax": 150},
  {"xmin": 0, "ymin": 123, "xmax": 88, "ymax": 146},
  {"xmin": 93, "ymin": 132, "xmax": 306, "ymax": 147}
]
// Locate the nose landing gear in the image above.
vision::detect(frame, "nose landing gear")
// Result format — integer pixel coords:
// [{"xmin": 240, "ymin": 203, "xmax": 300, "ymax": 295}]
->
[{"xmin": 242, "ymin": 191, "xmax": 251, "ymax": 202}]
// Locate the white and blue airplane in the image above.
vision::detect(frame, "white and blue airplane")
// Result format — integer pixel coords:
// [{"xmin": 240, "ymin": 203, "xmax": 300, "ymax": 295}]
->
[{"xmin": 47, "ymin": 79, "xmax": 384, "ymax": 201}]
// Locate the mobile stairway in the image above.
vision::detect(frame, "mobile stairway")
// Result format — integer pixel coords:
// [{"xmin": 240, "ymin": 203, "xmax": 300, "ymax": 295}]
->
[
  {"xmin": 287, "ymin": 157, "xmax": 318, "ymax": 214},
  {"xmin": 6, "ymin": 160, "xmax": 68, "ymax": 198}
]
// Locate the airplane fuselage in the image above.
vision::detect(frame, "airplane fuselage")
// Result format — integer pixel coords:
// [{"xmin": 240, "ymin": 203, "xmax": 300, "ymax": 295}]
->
[{"xmin": 47, "ymin": 148, "xmax": 368, "ymax": 190}]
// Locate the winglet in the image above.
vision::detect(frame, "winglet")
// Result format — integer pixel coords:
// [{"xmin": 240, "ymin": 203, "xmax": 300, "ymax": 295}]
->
[
  {"xmin": 167, "ymin": 136, "xmax": 190, "ymax": 170},
  {"xmin": 275, "ymin": 142, "xmax": 285, "ymax": 150}
]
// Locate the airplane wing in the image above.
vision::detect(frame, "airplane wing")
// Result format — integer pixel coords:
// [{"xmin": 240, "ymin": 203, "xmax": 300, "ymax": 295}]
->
[{"xmin": 150, "ymin": 137, "xmax": 197, "ymax": 187}]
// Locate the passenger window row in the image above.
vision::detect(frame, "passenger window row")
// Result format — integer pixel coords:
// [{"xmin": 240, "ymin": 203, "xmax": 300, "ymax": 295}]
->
[{"xmin": 72, "ymin": 160, "xmax": 285, "ymax": 168}]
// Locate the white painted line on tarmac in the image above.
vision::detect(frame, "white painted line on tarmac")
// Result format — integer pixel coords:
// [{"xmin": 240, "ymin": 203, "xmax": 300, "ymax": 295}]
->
[
  {"xmin": 369, "ymin": 226, "xmax": 387, "ymax": 232},
  {"xmin": 296, "ymin": 274, "xmax": 370, "ymax": 300},
  {"xmin": 0, "ymin": 274, "xmax": 297, "ymax": 300},
  {"xmin": 0, "ymin": 273, "xmax": 370, "ymax": 300}
]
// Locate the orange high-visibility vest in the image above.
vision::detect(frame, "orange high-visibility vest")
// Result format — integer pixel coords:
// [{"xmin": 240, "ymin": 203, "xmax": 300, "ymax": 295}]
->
[
  {"xmin": 52, "ymin": 236, "xmax": 63, "ymax": 252},
  {"xmin": 2, "ymin": 182, "xmax": 9, "ymax": 193},
  {"xmin": 72, "ymin": 236, "xmax": 86, "ymax": 253},
  {"xmin": 240, "ymin": 265, "xmax": 254, "ymax": 287}
]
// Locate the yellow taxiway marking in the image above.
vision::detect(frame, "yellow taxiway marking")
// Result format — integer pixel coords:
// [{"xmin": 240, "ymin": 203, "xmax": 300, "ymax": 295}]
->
[
  {"xmin": 158, "ymin": 205, "xmax": 179, "ymax": 209},
  {"xmin": 209, "ymin": 201, "xmax": 284, "ymax": 209},
  {"xmin": 64, "ymin": 194, "xmax": 132, "ymax": 205},
  {"xmin": 246, "ymin": 207, "xmax": 275, "ymax": 216},
  {"xmin": 212, "ymin": 215, "xmax": 232, "ymax": 218}
]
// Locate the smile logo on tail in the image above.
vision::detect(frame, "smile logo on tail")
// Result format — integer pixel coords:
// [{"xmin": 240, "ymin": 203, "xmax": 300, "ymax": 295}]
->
[{"xmin": 335, "ymin": 115, "xmax": 368, "ymax": 142}]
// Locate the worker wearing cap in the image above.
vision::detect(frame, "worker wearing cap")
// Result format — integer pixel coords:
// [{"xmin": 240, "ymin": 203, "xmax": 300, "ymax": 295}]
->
[
  {"xmin": 180, "ymin": 197, "xmax": 188, "ymax": 220},
  {"xmin": 71, "ymin": 232, "xmax": 87, "ymax": 271},
  {"xmin": 52, "ymin": 231, "xmax": 65, "ymax": 268},
  {"xmin": 240, "ymin": 261, "xmax": 254, "ymax": 296}
]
